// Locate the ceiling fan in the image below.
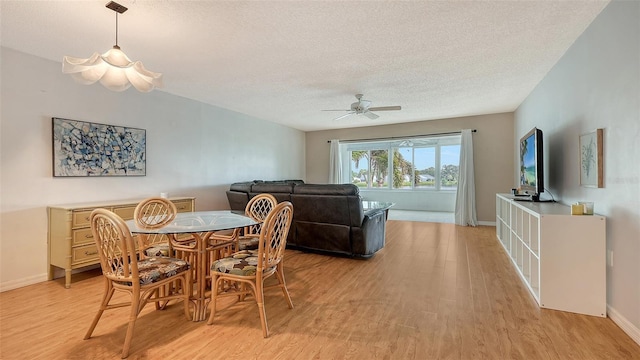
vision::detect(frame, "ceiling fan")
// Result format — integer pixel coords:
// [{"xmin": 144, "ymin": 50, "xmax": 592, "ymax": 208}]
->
[{"xmin": 323, "ymin": 94, "xmax": 401, "ymax": 121}]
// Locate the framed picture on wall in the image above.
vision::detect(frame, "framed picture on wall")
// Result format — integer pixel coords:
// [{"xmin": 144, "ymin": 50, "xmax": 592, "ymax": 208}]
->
[
  {"xmin": 579, "ymin": 128, "xmax": 603, "ymax": 188},
  {"xmin": 52, "ymin": 117, "xmax": 146, "ymax": 177}
]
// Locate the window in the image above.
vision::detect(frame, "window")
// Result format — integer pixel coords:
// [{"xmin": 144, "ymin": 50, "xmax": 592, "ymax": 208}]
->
[
  {"xmin": 413, "ymin": 147, "xmax": 436, "ymax": 189},
  {"xmin": 440, "ymin": 145, "xmax": 460, "ymax": 190},
  {"xmin": 350, "ymin": 149, "xmax": 389, "ymax": 188},
  {"xmin": 343, "ymin": 135, "xmax": 460, "ymax": 191}
]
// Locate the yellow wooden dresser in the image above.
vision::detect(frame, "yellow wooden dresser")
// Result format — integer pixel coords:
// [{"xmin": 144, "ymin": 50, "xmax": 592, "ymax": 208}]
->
[{"xmin": 47, "ymin": 197, "xmax": 195, "ymax": 288}]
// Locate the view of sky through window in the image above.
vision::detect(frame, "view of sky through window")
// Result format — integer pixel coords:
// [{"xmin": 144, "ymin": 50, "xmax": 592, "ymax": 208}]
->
[{"xmin": 345, "ymin": 135, "xmax": 461, "ymax": 191}]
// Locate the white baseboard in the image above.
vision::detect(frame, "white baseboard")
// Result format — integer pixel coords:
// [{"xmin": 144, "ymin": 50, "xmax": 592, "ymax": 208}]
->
[
  {"xmin": 608, "ymin": 304, "xmax": 640, "ymax": 346},
  {"xmin": 1, "ymin": 265, "xmax": 101, "ymax": 292},
  {"xmin": 478, "ymin": 220, "xmax": 496, "ymax": 226},
  {"xmin": 0, "ymin": 273, "xmax": 48, "ymax": 293}
]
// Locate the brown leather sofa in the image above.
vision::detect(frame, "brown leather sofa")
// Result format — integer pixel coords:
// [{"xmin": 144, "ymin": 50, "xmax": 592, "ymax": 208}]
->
[{"xmin": 226, "ymin": 180, "xmax": 387, "ymax": 258}]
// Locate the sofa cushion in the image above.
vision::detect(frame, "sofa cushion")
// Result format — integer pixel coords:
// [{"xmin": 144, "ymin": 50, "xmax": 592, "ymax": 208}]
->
[
  {"xmin": 293, "ymin": 183, "xmax": 359, "ymax": 196},
  {"xmin": 249, "ymin": 192, "xmax": 292, "ymax": 205},
  {"xmin": 291, "ymin": 194, "xmax": 354, "ymax": 226},
  {"xmin": 229, "ymin": 181, "xmax": 254, "ymax": 193},
  {"xmin": 251, "ymin": 182, "xmax": 296, "ymax": 194}
]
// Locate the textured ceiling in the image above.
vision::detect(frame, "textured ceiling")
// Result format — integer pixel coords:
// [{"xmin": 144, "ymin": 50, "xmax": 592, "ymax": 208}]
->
[{"xmin": 0, "ymin": 1, "xmax": 609, "ymax": 131}]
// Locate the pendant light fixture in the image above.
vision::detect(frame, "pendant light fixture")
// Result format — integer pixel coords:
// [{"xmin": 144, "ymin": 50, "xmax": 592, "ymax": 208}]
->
[{"xmin": 62, "ymin": 1, "xmax": 163, "ymax": 92}]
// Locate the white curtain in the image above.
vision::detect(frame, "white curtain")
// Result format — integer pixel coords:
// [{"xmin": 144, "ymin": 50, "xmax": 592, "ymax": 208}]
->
[
  {"xmin": 455, "ymin": 129, "xmax": 478, "ymax": 226},
  {"xmin": 329, "ymin": 139, "xmax": 342, "ymax": 184}
]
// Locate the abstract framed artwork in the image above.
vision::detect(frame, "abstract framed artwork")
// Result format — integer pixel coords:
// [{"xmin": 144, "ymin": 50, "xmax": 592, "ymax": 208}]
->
[
  {"xmin": 52, "ymin": 117, "xmax": 146, "ymax": 177},
  {"xmin": 579, "ymin": 128, "xmax": 603, "ymax": 188}
]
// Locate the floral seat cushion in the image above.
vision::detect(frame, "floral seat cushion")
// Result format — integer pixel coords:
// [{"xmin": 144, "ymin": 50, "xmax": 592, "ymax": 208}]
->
[
  {"xmin": 238, "ymin": 236, "xmax": 259, "ymax": 250},
  {"xmin": 211, "ymin": 250, "xmax": 274, "ymax": 276},
  {"xmin": 115, "ymin": 257, "xmax": 190, "ymax": 286},
  {"xmin": 144, "ymin": 243, "xmax": 170, "ymax": 257}
]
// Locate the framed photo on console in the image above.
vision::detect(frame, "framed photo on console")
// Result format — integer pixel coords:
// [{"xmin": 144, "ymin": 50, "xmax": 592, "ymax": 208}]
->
[
  {"xmin": 579, "ymin": 128, "xmax": 603, "ymax": 188},
  {"xmin": 52, "ymin": 117, "xmax": 146, "ymax": 177}
]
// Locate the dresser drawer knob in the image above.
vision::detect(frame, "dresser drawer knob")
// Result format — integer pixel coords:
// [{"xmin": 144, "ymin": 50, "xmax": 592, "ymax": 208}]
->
[
  {"xmin": 84, "ymin": 250, "xmax": 98, "ymax": 256},
  {"xmin": 85, "ymin": 234, "xmax": 93, "ymax": 239}
]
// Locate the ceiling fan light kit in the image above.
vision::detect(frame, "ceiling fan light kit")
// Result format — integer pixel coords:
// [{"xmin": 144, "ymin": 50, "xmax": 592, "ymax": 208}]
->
[
  {"xmin": 62, "ymin": 1, "xmax": 163, "ymax": 92},
  {"xmin": 323, "ymin": 94, "xmax": 401, "ymax": 121}
]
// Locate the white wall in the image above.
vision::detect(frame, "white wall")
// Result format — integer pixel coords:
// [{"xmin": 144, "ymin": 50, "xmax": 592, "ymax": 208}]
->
[
  {"xmin": 515, "ymin": 0, "xmax": 640, "ymax": 343},
  {"xmin": 0, "ymin": 47, "xmax": 305, "ymax": 291},
  {"xmin": 305, "ymin": 113, "xmax": 514, "ymax": 223}
]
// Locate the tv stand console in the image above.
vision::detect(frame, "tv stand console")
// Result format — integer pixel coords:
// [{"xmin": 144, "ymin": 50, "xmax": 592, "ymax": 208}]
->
[{"xmin": 495, "ymin": 194, "xmax": 606, "ymax": 317}]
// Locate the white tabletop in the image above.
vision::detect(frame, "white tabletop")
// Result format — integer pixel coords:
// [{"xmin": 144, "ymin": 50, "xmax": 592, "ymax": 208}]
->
[{"xmin": 125, "ymin": 210, "xmax": 257, "ymax": 234}]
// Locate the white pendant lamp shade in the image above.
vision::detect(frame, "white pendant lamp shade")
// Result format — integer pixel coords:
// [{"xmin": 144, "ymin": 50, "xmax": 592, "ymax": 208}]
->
[
  {"xmin": 62, "ymin": 1, "xmax": 163, "ymax": 93},
  {"xmin": 63, "ymin": 46, "xmax": 163, "ymax": 92}
]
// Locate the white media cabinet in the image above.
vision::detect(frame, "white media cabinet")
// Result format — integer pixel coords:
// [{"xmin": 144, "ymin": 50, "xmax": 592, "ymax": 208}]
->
[{"xmin": 495, "ymin": 194, "xmax": 606, "ymax": 317}]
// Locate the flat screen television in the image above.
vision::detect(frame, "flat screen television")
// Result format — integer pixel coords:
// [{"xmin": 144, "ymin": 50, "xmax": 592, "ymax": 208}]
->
[{"xmin": 519, "ymin": 127, "xmax": 544, "ymax": 201}]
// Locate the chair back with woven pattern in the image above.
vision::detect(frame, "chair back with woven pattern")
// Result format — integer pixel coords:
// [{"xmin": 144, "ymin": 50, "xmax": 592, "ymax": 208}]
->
[
  {"xmin": 134, "ymin": 197, "xmax": 177, "ymax": 251},
  {"xmin": 134, "ymin": 197, "xmax": 177, "ymax": 229},
  {"xmin": 244, "ymin": 193, "xmax": 277, "ymax": 236},
  {"xmin": 91, "ymin": 208, "xmax": 140, "ymax": 284},
  {"xmin": 257, "ymin": 201, "xmax": 293, "ymax": 271}
]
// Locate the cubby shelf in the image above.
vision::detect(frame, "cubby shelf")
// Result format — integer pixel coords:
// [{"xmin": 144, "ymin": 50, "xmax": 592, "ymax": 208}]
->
[{"xmin": 495, "ymin": 194, "xmax": 606, "ymax": 317}]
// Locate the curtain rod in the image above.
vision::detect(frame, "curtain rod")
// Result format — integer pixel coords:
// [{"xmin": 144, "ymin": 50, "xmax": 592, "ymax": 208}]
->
[{"xmin": 327, "ymin": 129, "xmax": 476, "ymax": 143}]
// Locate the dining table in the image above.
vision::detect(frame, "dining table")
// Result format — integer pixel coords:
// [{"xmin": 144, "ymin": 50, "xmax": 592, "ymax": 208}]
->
[{"xmin": 125, "ymin": 210, "xmax": 258, "ymax": 321}]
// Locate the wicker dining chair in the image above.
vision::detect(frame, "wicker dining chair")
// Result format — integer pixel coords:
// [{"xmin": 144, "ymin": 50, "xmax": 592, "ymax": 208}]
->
[
  {"xmin": 238, "ymin": 193, "xmax": 278, "ymax": 251},
  {"xmin": 134, "ymin": 197, "xmax": 177, "ymax": 257},
  {"xmin": 223, "ymin": 194, "xmax": 279, "ymax": 301},
  {"xmin": 207, "ymin": 201, "xmax": 294, "ymax": 337},
  {"xmin": 84, "ymin": 209, "xmax": 191, "ymax": 359},
  {"xmin": 208, "ymin": 193, "xmax": 276, "ymax": 256}
]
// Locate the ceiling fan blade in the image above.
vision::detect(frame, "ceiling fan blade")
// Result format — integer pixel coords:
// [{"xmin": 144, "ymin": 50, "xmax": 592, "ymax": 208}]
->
[
  {"xmin": 364, "ymin": 111, "xmax": 379, "ymax": 120},
  {"xmin": 368, "ymin": 106, "xmax": 401, "ymax": 111},
  {"xmin": 328, "ymin": 95, "xmax": 400, "ymax": 120},
  {"xmin": 333, "ymin": 112, "xmax": 356, "ymax": 121}
]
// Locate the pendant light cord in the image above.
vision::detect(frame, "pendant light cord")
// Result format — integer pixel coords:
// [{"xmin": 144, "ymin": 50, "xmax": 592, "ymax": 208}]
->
[
  {"xmin": 115, "ymin": 12, "xmax": 119, "ymax": 48},
  {"xmin": 106, "ymin": 1, "xmax": 127, "ymax": 49}
]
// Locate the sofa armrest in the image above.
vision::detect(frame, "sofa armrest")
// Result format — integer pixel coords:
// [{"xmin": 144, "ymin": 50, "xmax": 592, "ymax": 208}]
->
[
  {"xmin": 226, "ymin": 190, "xmax": 249, "ymax": 211},
  {"xmin": 350, "ymin": 209, "xmax": 386, "ymax": 257}
]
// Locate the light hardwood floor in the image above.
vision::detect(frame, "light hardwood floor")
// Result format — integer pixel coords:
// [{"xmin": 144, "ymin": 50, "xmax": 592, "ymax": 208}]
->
[{"xmin": 1, "ymin": 221, "xmax": 639, "ymax": 359}]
